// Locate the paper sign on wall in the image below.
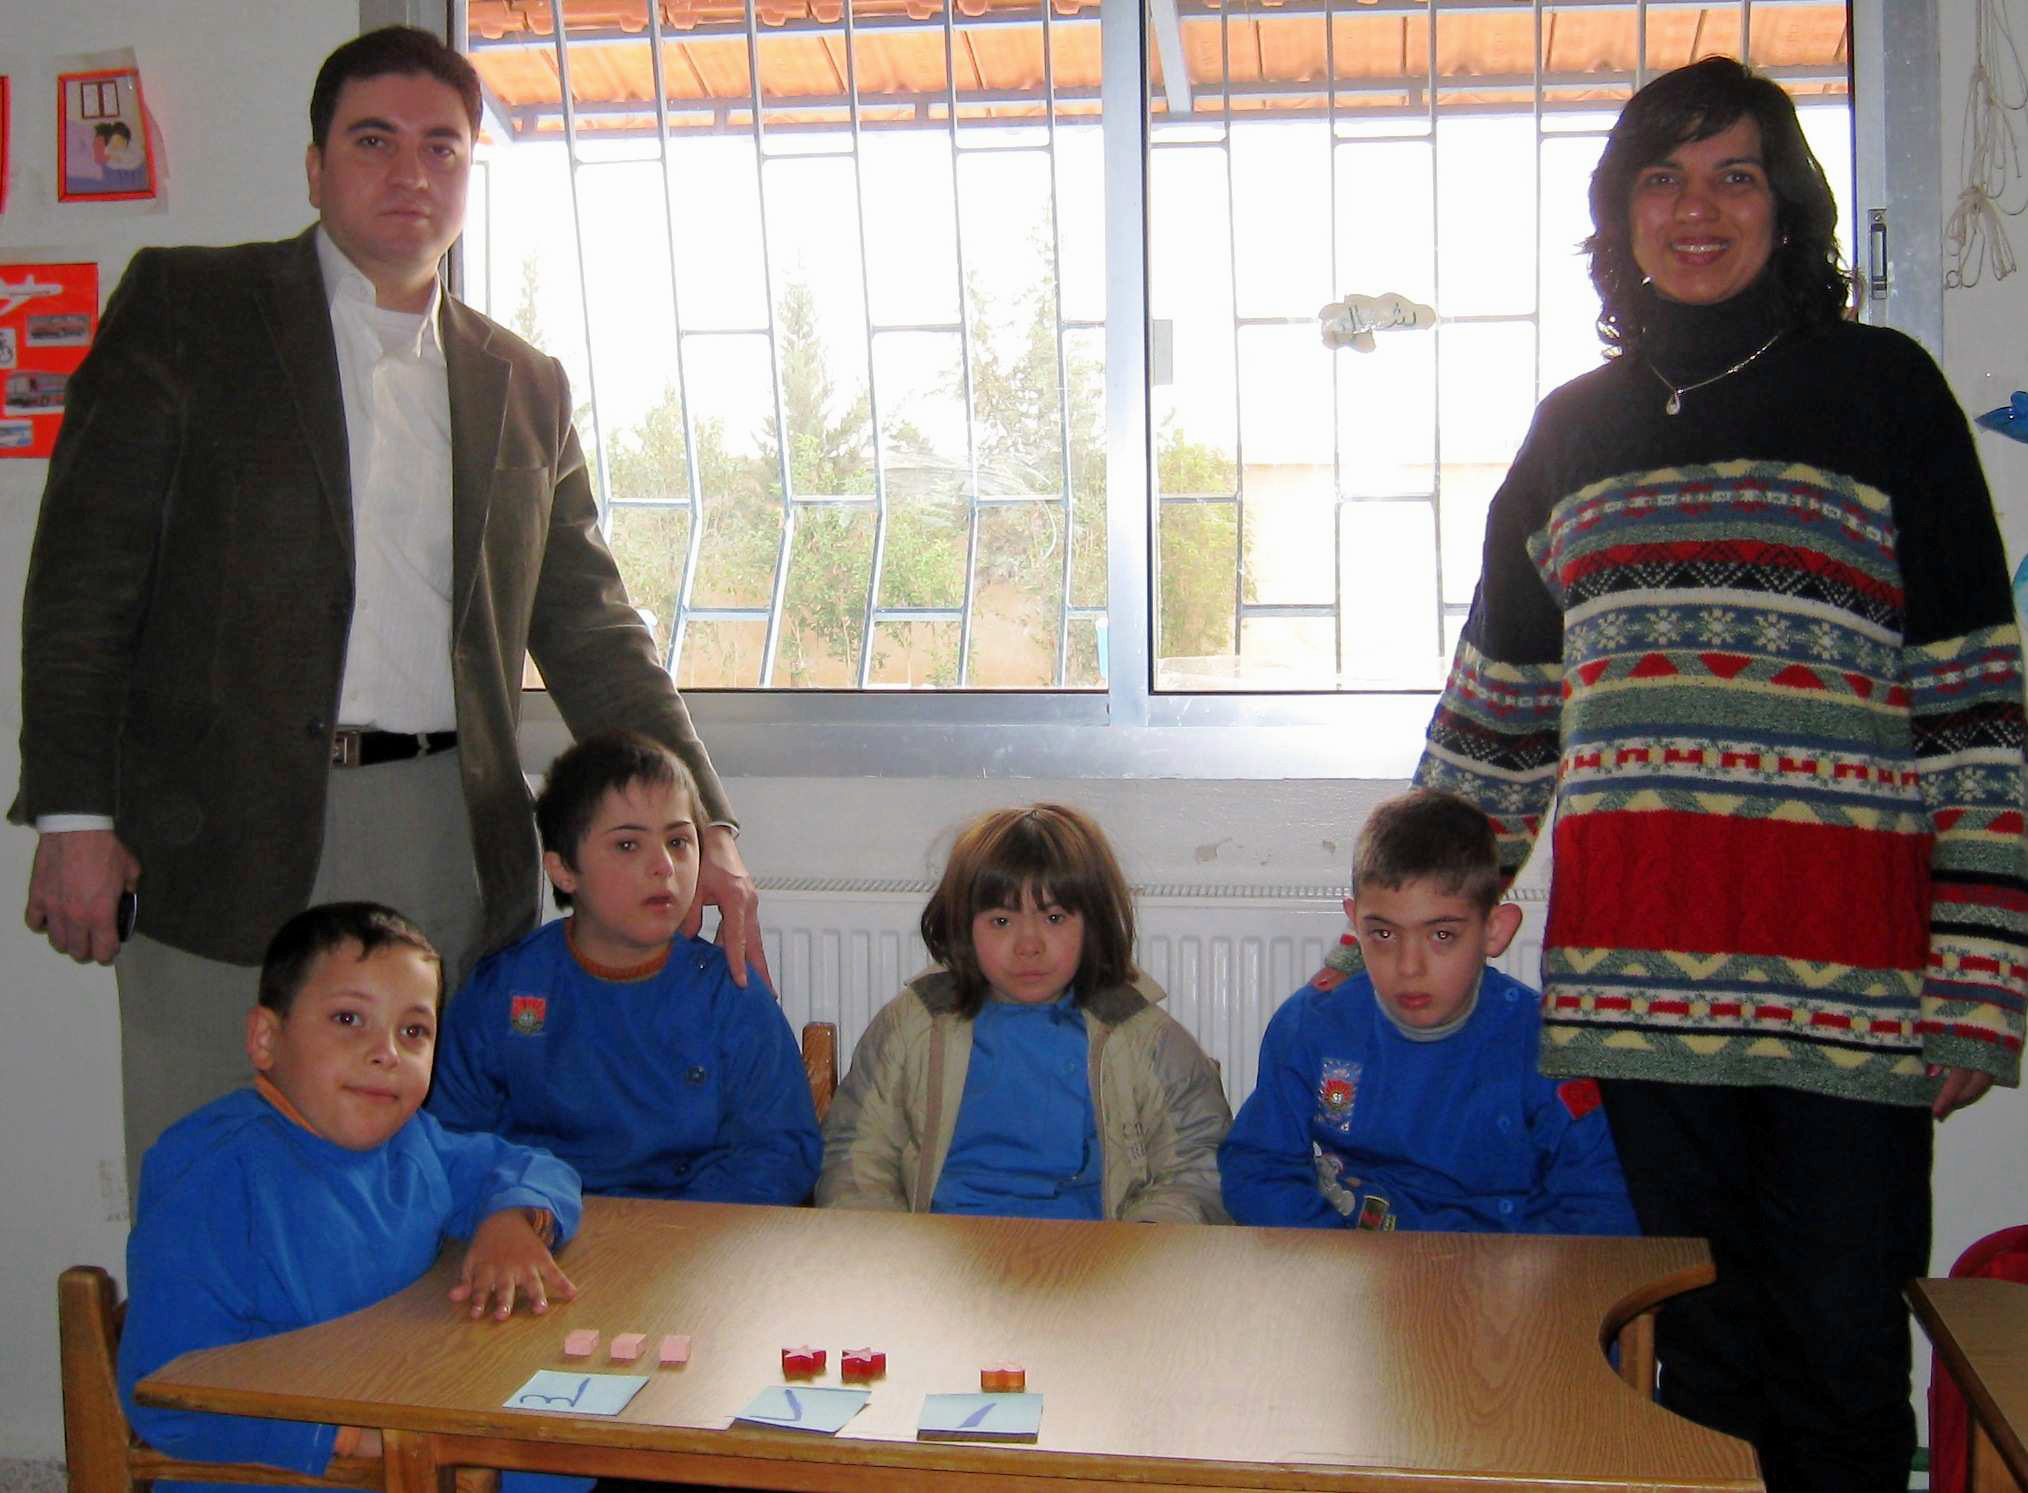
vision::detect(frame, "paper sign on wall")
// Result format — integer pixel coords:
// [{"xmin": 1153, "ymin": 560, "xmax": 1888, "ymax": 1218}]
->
[{"xmin": 0, "ymin": 262, "xmax": 97, "ymax": 459}]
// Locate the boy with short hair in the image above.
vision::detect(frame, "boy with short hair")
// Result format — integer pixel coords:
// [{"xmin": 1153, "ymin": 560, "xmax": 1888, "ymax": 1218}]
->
[
  {"xmin": 429, "ymin": 731, "xmax": 820, "ymax": 1202},
  {"xmin": 1219, "ymin": 790, "xmax": 1637, "ymax": 1234},
  {"xmin": 118, "ymin": 902, "xmax": 582, "ymax": 1487}
]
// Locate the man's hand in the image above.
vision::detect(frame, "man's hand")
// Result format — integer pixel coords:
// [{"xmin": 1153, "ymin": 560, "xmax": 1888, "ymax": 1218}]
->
[
  {"xmin": 450, "ymin": 1209, "xmax": 576, "ymax": 1321},
  {"xmin": 25, "ymin": 829, "xmax": 139, "ymax": 965},
  {"xmin": 687, "ymin": 823, "xmax": 771, "ymax": 991},
  {"xmin": 1929, "ymin": 1064, "xmax": 1996, "ymax": 1121}
]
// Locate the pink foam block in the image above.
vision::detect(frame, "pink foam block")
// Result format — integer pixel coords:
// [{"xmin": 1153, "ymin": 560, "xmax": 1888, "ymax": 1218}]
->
[
  {"xmin": 609, "ymin": 1332, "xmax": 646, "ymax": 1362},
  {"xmin": 658, "ymin": 1333, "xmax": 691, "ymax": 1366},
  {"xmin": 562, "ymin": 1328, "xmax": 600, "ymax": 1359}
]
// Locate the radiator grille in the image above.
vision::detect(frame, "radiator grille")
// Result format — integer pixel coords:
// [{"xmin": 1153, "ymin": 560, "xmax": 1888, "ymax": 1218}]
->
[{"xmin": 758, "ymin": 879, "xmax": 1546, "ymax": 1109}]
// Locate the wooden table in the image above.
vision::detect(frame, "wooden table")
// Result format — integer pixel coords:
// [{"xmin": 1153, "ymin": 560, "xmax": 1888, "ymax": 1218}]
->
[
  {"xmin": 139, "ymin": 1197, "xmax": 1760, "ymax": 1491},
  {"xmin": 1909, "ymin": 1278, "xmax": 2028, "ymax": 1493}
]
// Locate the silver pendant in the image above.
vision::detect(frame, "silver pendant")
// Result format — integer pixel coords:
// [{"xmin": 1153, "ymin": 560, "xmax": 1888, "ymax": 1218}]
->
[{"xmin": 1664, "ymin": 391, "xmax": 1683, "ymax": 415}]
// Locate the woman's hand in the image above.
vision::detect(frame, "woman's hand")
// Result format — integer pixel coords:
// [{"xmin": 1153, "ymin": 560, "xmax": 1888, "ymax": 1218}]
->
[{"xmin": 1929, "ymin": 1065, "xmax": 1996, "ymax": 1121}]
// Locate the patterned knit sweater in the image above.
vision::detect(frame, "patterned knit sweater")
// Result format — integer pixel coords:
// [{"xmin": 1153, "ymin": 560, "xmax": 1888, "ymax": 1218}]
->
[{"xmin": 1331, "ymin": 279, "xmax": 2026, "ymax": 1105}]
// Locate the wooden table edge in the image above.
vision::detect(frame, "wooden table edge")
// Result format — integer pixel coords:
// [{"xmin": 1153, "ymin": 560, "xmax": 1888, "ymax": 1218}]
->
[{"xmin": 1906, "ymin": 1278, "xmax": 2028, "ymax": 1490}]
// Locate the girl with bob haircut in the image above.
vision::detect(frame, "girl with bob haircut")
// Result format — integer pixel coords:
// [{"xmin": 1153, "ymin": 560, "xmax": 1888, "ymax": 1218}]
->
[{"xmin": 817, "ymin": 804, "xmax": 1230, "ymax": 1222}]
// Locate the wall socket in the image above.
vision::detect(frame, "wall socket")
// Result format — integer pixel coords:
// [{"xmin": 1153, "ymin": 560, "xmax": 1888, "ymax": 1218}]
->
[{"xmin": 99, "ymin": 1158, "xmax": 129, "ymax": 1224}]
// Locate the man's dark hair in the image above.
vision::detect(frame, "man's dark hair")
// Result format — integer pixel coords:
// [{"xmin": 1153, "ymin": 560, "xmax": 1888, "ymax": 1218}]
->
[
  {"xmin": 536, "ymin": 731, "xmax": 698, "ymax": 910},
  {"xmin": 1585, "ymin": 55, "xmax": 1850, "ymax": 357},
  {"xmin": 920, "ymin": 803, "xmax": 1135, "ymax": 1019},
  {"xmin": 310, "ymin": 26, "xmax": 482, "ymax": 149},
  {"xmin": 1353, "ymin": 790, "xmax": 1504, "ymax": 913},
  {"xmin": 258, "ymin": 901, "xmax": 443, "ymax": 1015}
]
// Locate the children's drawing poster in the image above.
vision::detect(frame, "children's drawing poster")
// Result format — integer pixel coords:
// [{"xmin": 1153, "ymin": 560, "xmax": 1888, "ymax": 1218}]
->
[
  {"xmin": 57, "ymin": 67, "xmax": 156, "ymax": 204},
  {"xmin": 0, "ymin": 262, "xmax": 98, "ymax": 458}
]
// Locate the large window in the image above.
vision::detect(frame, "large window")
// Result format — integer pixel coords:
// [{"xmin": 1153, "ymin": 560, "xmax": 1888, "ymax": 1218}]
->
[{"xmin": 461, "ymin": 0, "xmax": 1852, "ymax": 757}]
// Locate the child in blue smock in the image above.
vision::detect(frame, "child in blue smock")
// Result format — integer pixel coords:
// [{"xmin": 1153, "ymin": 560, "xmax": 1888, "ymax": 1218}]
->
[
  {"xmin": 1220, "ymin": 789, "xmax": 1637, "ymax": 1234},
  {"xmin": 118, "ymin": 902, "xmax": 583, "ymax": 1493},
  {"xmin": 818, "ymin": 803, "xmax": 1230, "ymax": 1222},
  {"xmin": 429, "ymin": 730, "xmax": 820, "ymax": 1202}
]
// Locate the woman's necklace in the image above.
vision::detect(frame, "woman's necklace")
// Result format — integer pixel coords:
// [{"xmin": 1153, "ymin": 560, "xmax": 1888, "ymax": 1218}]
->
[{"xmin": 1647, "ymin": 329, "xmax": 1785, "ymax": 415}]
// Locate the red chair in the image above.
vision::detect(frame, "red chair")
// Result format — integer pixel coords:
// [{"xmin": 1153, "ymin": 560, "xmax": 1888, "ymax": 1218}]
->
[{"xmin": 1927, "ymin": 1226, "xmax": 2028, "ymax": 1493}]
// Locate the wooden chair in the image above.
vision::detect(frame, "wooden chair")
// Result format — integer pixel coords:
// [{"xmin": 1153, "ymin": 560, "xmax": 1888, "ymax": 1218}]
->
[
  {"xmin": 59, "ymin": 1265, "xmax": 488, "ymax": 1493},
  {"xmin": 801, "ymin": 1020, "xmax": 838, "ymax": 1123}
]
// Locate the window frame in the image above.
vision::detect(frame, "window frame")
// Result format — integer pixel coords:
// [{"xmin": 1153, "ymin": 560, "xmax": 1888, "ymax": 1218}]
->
[{"xmin": 465, "ymin": 0, "xmax": 1874, "ymax": 783}]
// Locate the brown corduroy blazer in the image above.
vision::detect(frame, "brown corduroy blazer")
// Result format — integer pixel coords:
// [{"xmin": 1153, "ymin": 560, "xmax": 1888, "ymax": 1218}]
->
[{"xmin": 13, "ymin": 226, "xmax": 729, "ymax": 964}]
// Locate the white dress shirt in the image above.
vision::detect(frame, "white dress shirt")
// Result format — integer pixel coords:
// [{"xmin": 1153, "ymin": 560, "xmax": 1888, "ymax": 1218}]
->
[{"xmin": 317, "ymin": 227, "xmax": 457, "ymax": 734}]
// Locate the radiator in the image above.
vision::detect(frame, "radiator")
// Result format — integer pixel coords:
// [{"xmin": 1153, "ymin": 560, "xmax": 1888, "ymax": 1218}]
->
[{"xmin": 757, "ymin": 879, "xmax": 1548, "ymax": 1110}]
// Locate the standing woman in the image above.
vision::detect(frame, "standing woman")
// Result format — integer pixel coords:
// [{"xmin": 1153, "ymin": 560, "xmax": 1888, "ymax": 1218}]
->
[{"xmin": 1406, "ymin": 56, "xmax": 2025, "ymax": 1493}]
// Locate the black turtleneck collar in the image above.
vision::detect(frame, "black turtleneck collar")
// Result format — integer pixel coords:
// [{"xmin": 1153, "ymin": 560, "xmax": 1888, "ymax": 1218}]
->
[{"xmin": 1636, "ymin": 271, "xmax": 1794, "ymax": 385}]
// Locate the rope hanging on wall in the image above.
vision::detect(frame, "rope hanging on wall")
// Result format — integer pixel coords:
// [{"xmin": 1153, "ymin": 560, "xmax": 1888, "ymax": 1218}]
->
[{"xmin": 1945, "ymin": 0, "xmax": 2027, "ymax": 288}]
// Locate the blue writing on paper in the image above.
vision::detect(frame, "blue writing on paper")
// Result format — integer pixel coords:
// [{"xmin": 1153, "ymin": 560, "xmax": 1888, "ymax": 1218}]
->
[
  {"xmin": 731, "ymin": 1386, "xmax": 870, "ymax": 1435},
  {"xmin": 516, "ymin": 1376, "xmax": 589, "ymax": 1409},
  {"xmin": 503, "ymin": 1371, "xmax": 649, "ymax": 1417}
]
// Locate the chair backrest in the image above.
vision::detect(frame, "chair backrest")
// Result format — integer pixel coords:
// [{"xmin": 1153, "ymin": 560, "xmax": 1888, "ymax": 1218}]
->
[
  {"xmin": 58, "ymin": 1267, "xmax": 135, "ymax": 1493},
  {"xmin": 802, "ymin": 1021, "xmax": 838, "ymax": 1123},
  {"xmin": 58, "ymin": 1264, "xmax": 392, "ymax": 1493}
]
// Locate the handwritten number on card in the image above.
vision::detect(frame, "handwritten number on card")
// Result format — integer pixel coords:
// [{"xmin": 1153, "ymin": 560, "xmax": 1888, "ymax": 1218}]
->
[{"xmin": 516, "ymin": 1376, "xmax": 590, "ymax": 1409}]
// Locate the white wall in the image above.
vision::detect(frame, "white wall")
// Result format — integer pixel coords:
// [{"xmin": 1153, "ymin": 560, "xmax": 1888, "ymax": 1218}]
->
[
  {"xmin": 1920, "ymin": 0, "xmax": 2028, "ymax": 1426},
  {"xmin": 0, "ymin": 0, "xmax": 2021, "ymax": 1468},
  {"xmin": 0, "ymin": 0, "xmax": 353, "ymax": 1460}
]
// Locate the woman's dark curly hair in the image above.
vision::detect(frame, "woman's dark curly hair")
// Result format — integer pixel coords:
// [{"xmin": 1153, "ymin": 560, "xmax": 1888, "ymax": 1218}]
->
[{"xmin": 1585, "ymin": 56, "xmax": 1851, "ymax": 356}]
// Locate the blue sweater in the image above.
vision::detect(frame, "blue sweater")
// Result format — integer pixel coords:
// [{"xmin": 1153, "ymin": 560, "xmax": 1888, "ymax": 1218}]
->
[
  {"xmin": 118, "ymin": 1086, "xmax": 583, "ymax": 1493},
  {"xmin": 1220, "ymin": 967, "xmax": 1637, "ymax": 1234},
  {"xmin": 429, "ymin": 920, "xmax": 821, "ymax": 1203},
  {"xmin": 929, "ymin": 991, "xmax": 1103, "ymax": 1219}
]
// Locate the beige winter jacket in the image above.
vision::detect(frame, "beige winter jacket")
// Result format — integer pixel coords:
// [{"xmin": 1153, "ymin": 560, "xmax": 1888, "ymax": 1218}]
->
[{"xmin": 816, "ymin": 970, "xmax": 1232, "ymax": 1222}]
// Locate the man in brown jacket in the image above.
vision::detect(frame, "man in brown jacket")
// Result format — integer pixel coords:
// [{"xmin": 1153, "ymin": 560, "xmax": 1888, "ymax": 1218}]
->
[{"xmin": 12, "ymin": 26, "xmax": 759, "ymax": 1187}]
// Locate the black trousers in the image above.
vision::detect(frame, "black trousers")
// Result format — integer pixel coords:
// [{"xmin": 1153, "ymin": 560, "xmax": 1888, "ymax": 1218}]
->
[{"xmin": 1599, "ymin": 1079, "xmax": 1932, "ymax": 1493}]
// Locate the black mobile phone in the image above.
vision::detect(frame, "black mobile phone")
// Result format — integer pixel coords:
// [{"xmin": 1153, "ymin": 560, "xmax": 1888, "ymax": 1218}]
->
[{"xmin": 117, "ymin": 889, "xmax": 138, "ymax": 942}]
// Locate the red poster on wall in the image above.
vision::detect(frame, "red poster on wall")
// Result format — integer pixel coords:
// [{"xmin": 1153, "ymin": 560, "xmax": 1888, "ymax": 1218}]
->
[{"xmin": 0, "ymin": 262, "xmax": 99, "ymax": 459}]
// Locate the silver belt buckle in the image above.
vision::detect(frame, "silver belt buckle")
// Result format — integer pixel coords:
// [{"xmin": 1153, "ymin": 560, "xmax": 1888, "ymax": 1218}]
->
[{"xmin": 331, "ymin": 727, "xmax": 364, "ymax": 769}]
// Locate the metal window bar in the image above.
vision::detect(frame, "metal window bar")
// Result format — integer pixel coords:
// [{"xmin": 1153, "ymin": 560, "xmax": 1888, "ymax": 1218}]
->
[
  {"xmin": 943, "ymin": 0, "xmax": 987, "ymax": 686},
  {"xmin": 843, "ymin": 0, "xmax": 896, "ymax": 688},
  {"xmin": 498, "ymin": 69, "xmax": 1847, "ymax": 143},
  {"xmin": 744, "ymin": 0, "xmax": 801, "ymax": 687},
  {"xmin": 546, "ymin": 14, "xmax": 613, "ymax": 524},
  {"xmin": 1217, "ymin": 0, "xmax": 1246, "ymax": 671},
  {"xmin": 1042, "ymin": 0, "xmax": 1078, "ymax": 685},
  {"xmin": 1418, "ymin": 0, "xmax": 1446, "ymax": 678},
  {"xmin": 644, "ymin": 0, "xmax": 708, "ymax": 671}
]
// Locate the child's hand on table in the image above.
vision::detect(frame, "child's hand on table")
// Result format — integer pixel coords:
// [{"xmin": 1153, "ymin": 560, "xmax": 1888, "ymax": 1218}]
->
[{"xmin": 451, "ymin": 1208, "xmax": 577, "ymax": 1320}]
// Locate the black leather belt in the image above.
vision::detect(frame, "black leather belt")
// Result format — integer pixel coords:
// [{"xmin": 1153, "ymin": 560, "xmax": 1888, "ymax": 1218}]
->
[{"xmin": 331, "ymin": 728, "xmax": 458, "ymax": 769}]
